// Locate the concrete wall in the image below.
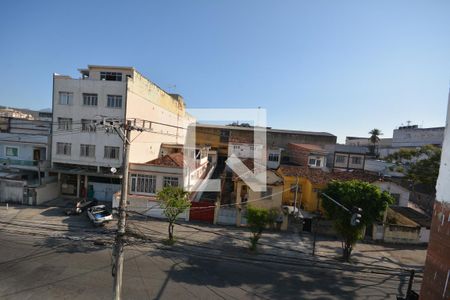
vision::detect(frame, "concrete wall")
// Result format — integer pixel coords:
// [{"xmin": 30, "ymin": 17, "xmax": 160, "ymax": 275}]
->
[
  {"xmin": 392, "ymin": 126, "xmax": 445, "ymax": 148},
  {"xmin": 34, "ymin": 181, "xmax": 59, "ymax": 205},
  {"xmin": 0, "ymin": 179, "xmax": 25, "ymax": 203},
  {"xmin": 373, "ymin": 181, "xmax": 410, "ymax": 207},
  {"xmin": 125, "ymin": 72, "xmax": 195, "ymax": 164},
  {"xmin": 383, "ymin": 224, "xmax": 420, "ymax": 244},
  {"xmin": 113, "ymin": 194, "xmax": 189, "ymax": 220}
]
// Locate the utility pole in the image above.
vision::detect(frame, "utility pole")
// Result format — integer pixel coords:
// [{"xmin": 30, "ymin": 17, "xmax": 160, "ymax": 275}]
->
[
  {"xmin": 293, "ymin": 176, "xmax": 299, "ymax": 218},
  {"xmin": 112, "ymin": 120, "xmax": 131, "ymax": 300}
]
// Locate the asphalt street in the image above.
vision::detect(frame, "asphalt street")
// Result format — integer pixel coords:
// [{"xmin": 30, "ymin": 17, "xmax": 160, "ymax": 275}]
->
[{"xmin": 0, "ymin": 206, "xmax": 424, "ymax": 299}]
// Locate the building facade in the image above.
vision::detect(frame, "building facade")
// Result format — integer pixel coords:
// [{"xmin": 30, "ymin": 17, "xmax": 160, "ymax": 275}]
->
[
  {"xmin": 420, "ymin": 96, "xmax": 450, "ymax": 299},
  {"xmin": 51, "ymin": 65, "xmax": 195, "ymax": 200}
]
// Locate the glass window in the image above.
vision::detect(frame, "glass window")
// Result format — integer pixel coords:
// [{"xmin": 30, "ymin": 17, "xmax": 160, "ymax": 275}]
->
[
  {"xmin": 163, "ymin": 176, "xmax": 179, "ymax": 187},
  {"xmin": 268, "ymin": 153, "xmax": 279, "ymax": 162},
  {"xmin": 5, "ymin": 146, "xmax": 18, "ymax": 157},
  {"xmin": 80, "ymin": 144, "xmax": 95, "ymax": 158},
  {"xmin": 308, "ymin": 158, "xmax": 316, "ymax": 165},
  {"xmin": 58, "ymin": 118, "xmax": 72, "ymax": 131},
  {"xmin": 104, "ymin": 146, "xmax": 120, "ymax": 159},
  {"xmin": 336, "ymin": 155, "xmax": 346, "ymax": 163},
  {"xmin": 100, "ymin": 72, "xmax": 122, "ymax": 81},
  {"xmin": 59, "ymin": 92, "xmax": 73, "ymax": 105},
  {"xmin": 56, "ymin": 143, "xmax": 71, "ymax": 155},
  {"xmin": 83, "ymin": 93, "xmax": 98, "ymax": 106},
  {"xmin": 351, "ymin": 156, "xmax": 362, "ymax": 164},
  {"xmin": 81, "ymin": 119, "xmax": 96, "ymax": 132},
  {"xmin": 130, "ymin": 174, "xmax": 156, "ymax": 194},
  {"xmin": 107, "ymin": 95, "xmax": 122, "ymax": 108}
]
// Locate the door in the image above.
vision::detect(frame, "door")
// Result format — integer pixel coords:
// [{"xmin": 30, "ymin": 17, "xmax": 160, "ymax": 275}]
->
[{"xmin": 33, "ymin": 149, "xmax": 41, "ymax": 161}]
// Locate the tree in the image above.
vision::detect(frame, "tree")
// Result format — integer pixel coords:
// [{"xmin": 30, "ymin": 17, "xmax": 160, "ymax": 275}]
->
[
  {"xmin": 386, "ymin": 145, "xmax": 442, "ymax": 193},
  {"xmin": 246, "ymin": 206, "xmax": 279, "ymax": 251},
  {"xmin": 321, "ymin": 180, "xmax": 394, "ymax": 261},
  {"xmin": 368, "ymin": 128, "xmax": 383, "ymax": 157},
  {"xmin": 157, "ymin": 186, "xmax": 191, "ymax": 244}
]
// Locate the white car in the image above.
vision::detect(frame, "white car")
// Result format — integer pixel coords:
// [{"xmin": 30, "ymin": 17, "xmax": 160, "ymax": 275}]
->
[{"xmin": 87, "ymin": 205, "xmax": 113, "ymax": 225}]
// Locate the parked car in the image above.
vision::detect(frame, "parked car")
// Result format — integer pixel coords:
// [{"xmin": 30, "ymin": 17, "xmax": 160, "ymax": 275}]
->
[
  {"xmin": 64, "ymin": 199, "xmax": 98, "ymax": 216},
  {"xmin": 87, "ymin": 205, "xmax": 113, "ymax": 226}
]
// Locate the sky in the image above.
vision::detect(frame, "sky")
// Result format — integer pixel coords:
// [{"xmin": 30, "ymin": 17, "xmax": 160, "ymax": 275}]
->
[{"xmin": 0, "ymin": 0, "xmax": 449, "ymax": 142}]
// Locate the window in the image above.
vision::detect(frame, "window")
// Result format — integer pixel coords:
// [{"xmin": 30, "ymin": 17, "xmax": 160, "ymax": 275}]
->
[
  {"xmin": 80, "ymin": 144, "xmax": 95, "ymax": 158},
  {"xmin": 268, "ymin": 153, "xmax": 279, "ymax": 162},
  {"xmin": 56, "ymin": 143, "xmax": 71, "ymax": 155},
  {"xmin": 163, "ymin": 176, "xmax": 179, "ymax": 187},
  {"xmin": 83, "ymin": 93, "xmax": 98, "ymax": 106},
  {"xmin": 336, "ymin": 155, "xmax": 346, "ymax": 163},
  {"xmin": 59, "ymin": 92, "xmax": 73, "ymax": 105},
  {"xmin": 5, "ymin": 146, "xmax": 18, "ymax": 157},
  {"xmin": 81, "ymin": 119, "xmax": 96, "ymax": 132},
  {"xmin": 261, "ymin": 187, "xmax": 273, "ymax": 199},
  {"xmin": 100, "ymin": 72, "xmax": 122, "ymax": 81},
  {"xmin": 58, "ymin": 118, "xmax": 72, "ymax": 131},
  {"xmin": 107, "ymin": 95, "xmax": 122, "ymax": 108},
  {"xmin": 351, "ymin": 156, "xmax": 362, "ymax": 165},
  {"xmin": 104, "ymin": 146, "xmax": 120, "ymax": 159},
  {"xmin": 220, "ymin": 129, "xmax": 229, "ymax": 143},
  {"xmin": 130, "ymin": 174, "xmax": 156, "ymax": 194},
  {"xmin": 250, "ymin": 145, "xmax": 255, "ymax": 151},
  {"xmin": 233, "ymin": 145, "xmax": 240, "ymax": 150},
  {"xmin": 308, "ymin": 157, "xmax": 322, "ymax": 167}
]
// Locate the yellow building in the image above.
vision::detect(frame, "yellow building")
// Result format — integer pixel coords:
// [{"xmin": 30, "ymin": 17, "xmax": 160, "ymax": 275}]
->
[{"xmin": 277, "ymin": 165, "xmax": 379, "ymax": 213}]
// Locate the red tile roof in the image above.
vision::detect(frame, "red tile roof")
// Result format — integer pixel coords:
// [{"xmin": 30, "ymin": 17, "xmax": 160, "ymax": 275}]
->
[
  {"xmin": 146, "ymin": 153, "xmax": 184, "ymax": 167},
  {"xmin": 278, "ymin": 164, "xmax": 379, "ymax": 185},
  {"xmin": 288, "ymin": 143, "xmax": 327, "ymax": 153}
]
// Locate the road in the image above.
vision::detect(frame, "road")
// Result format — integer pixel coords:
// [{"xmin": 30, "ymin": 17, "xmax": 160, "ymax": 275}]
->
[{"xmin": 0, "ymin": 205, "xmax": 424, "ymax": 299}]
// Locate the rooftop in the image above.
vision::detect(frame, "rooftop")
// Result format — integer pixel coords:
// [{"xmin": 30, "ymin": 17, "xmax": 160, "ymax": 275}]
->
[
  {"xmin": 146, "ymin": 153, "xmax": 184, "ymax": 168},
  {"xmin": 278, "ymin": 164, "xmax": 379, "ymax": 185},
  {"xmin": 288, "ymin": 143, "xmax": 328, "ymax": 153},
  {"xmin": 196, "ymin": 123, "xmax": 336, "ymax": 137},
  {"xmin": 390, "ymin": 206, "xmax": 431, "ymax": 228}
]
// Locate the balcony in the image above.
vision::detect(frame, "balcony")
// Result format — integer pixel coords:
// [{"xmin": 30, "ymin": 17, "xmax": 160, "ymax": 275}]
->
[{"xmin": 0, "ymin": 158, "xmax": 50, "ymax": 170}]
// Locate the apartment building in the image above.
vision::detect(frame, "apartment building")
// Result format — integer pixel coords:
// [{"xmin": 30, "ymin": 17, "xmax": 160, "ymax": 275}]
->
[{"xmin": 51, "ymin": 65, "xmax": 195, "ymax": 200}]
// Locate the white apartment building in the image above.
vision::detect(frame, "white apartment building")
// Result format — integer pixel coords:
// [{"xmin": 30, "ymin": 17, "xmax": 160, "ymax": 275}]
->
[{"xmin": 51, "ymin": 65, "xmax": 195, "ymax": 200}]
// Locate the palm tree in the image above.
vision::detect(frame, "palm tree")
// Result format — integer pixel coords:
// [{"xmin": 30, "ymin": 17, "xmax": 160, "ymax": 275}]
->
[{"xmin": 368, "ymin": 128, "xmax": 383, "ymax": 157}]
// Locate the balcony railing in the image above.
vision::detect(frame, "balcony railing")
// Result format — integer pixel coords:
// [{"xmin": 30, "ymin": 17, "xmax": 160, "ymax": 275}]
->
[{"xmin": 0, "ymin": 158, "xmax": 49, "ymax": 167}]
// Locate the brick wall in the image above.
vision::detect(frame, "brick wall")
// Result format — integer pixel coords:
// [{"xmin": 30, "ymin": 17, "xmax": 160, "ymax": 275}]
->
[{"xmin": 420, "ymin": 201, "xmax": 450, "ymax": 299}]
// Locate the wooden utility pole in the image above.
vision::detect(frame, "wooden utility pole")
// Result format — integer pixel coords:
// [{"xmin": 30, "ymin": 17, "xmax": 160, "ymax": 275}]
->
[{"xmin": 112, "ymin": 120, "xmax": 131, "ymax": 300}]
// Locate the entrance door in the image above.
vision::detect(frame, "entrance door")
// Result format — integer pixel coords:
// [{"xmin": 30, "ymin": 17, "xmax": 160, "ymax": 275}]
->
[{"xmin": 33, "ymin": 149, "xmax": 41, "ymax": 161}]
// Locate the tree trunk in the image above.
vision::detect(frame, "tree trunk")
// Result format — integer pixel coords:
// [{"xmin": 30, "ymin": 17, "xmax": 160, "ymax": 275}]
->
[{"xmin": 168, "ymin": 222, "xmax": 174, "ymax": 241}]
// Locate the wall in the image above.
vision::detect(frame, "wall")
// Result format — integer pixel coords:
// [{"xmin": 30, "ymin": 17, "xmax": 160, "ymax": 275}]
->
[
  {"xmin": 373, "ymin": 181, "xmax": 410, "ymax": 207},
  {"xmin": 420, "ymin": 96, "xmax": 450, "ymax": 299},
  {"xmin": 279, "ymin": 173, "xmax": 323, "ymax": 213},
  {"xmin": 113, "ymin": 193, "xmax": 189, "ymax": 220},
  {"xmin": 52, "ymin": 75, "xmax": 125, "ymax": 168},
  {"xmin": 90, "ymin": 182, "xmax": 121, "ymax": 202},
  {"xmin": 0, "ymin": 179, "xmax": 25, "ymax": 203},
  {"xmin": 126, "ymin": 72, "xmax": 195, "ymax": 163},
  {"xmin": 34, "ymin": 181, "xmax": 59, "ymax": 205},
  {"xmin": 383, "ymin": 224, "xmax": 420, "ymax": 244},
  {"xmin": 392, "ymin": 126, "xmax": 445, "ymax": 148}
]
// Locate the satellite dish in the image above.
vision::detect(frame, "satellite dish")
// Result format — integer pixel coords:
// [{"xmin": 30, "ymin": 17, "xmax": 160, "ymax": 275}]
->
[{"xmin": 110, "ymin": 167, "xmax": 117, "ymax": 174}]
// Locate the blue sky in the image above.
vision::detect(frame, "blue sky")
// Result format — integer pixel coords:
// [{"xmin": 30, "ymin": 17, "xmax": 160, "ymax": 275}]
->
[{"xmin": 0, "ymin": 0, "xmax": 449, "ymax": 142}]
